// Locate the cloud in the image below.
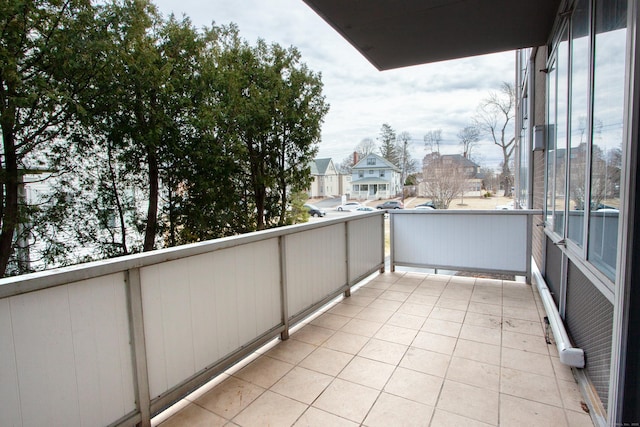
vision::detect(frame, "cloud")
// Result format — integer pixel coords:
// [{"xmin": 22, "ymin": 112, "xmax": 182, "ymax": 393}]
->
[{"xmin": 153, "ymin": 0, "xmax": 514, "ymax": 170}]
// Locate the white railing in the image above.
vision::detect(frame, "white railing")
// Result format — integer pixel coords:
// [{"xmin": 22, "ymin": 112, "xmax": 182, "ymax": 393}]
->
[
  {"xmin": 390, "ymin": 210, "xmax": 541, "ymax": 281},
  {"xmin": 0, "ymin": 212, "xmax": 385, "ymax": 427}
]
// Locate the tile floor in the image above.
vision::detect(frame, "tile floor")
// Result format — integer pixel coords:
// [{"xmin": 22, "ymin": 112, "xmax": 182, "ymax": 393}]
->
[{"xmin": 152, "ymin": 271, "xmax": 595, "ymax": 427}]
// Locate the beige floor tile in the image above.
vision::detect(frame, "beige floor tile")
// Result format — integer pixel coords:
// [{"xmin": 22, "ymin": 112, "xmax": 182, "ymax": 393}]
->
[
  {"xmin": 430, "ymin": 409, "xmax": 493, "ymax": 427},
  {"xmin": 436, "ymin": 297, "xmax": 470, "ymax": 310},
  {"xmin": 312, "ymin": 378, "xmax": 379, "ymax": 423},
  {"xmin": 503, "ymin": 317, "xmax": 544, "ymax": 336},
  {"xmin": 565, "ymin": 409, "xmax": 594, "ymax": 427},
  {"xmin": 341, "ymin": 294, "xmax": 375, "ymax": 307},
  {"xmin": 353, "ymin": 287, "xmax": 385, "ymax": 298},
  {"xmin": 374, "ymin": 324, "xmax": 418, "ymax": 345},
  {"xmin": 501, "ymin": 347, "xmax": 554, "ymax": 377},
  {"xmin": 436, "ymin": 380, "xmax": 499, "ymax": 425},
  {"xmin": 355, "ymin": 307, "xmax": 394, "ymax": 323},
  {"xmin": 384, "ymin": 367, "xmax": 443, "ymax": 406},
  {"xmin": 310, "ymin": 312, "xmax": 351, "ymax": 330},
  {"xmin": 398, "ymin": 301, "xmax": 434, "ymax": 316},
  {"xmin": 551, "ymin": 356, "xmax": 576, "ymax": 382},
  {"xmin": 386, "ymin": 312, "xmax": 427, "ymax": 330},
  {"xmin": 265, "ymin": 339, "xmax": 317, "ymax": 365},
  {"xmin": 464, "ymin": 311, "xmax": 503, "ymax": 329},
  {"xmin": 340, "ymin": 317, "xmax": 383, "ymax": 337},
  {"xmin": 388, "ymin": 283, "xmax": 420, "ymax": 293},
  {"xmin": 233, "ymin": 355, "xmax": 294, "ymax": 389},
  {"xmin": 502, "ymin": 305, "xmax": 541, "ymax": 322},
  {"xmin": 367, "ymin": 298, "xmax": 403, "ymax": 311},
  {"xmin": 358, "ymin": 338, "xmax": 408, "ymax": 365},
  {"xmin": 412, "ymin": 331, "xmax": 457, "ymax": 355},
  {"xmin": 447, "ymin": 276, "xmax": 476, "ymax": 286},
  {"xmin": 446, "ymin": 356, "xmax": 500, "ymax": 391},
  {"xmin": 440, "ymin": 289, "xmax": 473, "ymax": 301},
  {"xmin": 453, "ymin": 339, "xmax": 501, "ymax": 366},
  {"xmin": 501, "ymin": 367, "xmax": 562, "ymax": 406},
  {"xmin": 293, "ymin": 407, "xmax": 359, "ymax": 427},
  {"xmin": 500, "ymin": 393, "xmax": 568, "ymax": 427},
  {"xmin": 299, "ymin": 347, "xmax": 353, "ymax": 376},
  {"xmin": 502, "ymin": 330, "xmax": 550, "ymax": 355},
  {"xmin": 365, "ymin": 281, "xmax": 393, "ymax": 290},
  {"xmin": 291, "ymin": 324, "xmax": 335, "ymax": 346},
  {"xmin": 193, "ymin": 376, "xmax": 265, "ymax": 419},
  {"xmin": 413, "ymin": 285, "xmax": 444, "ymax": 297},
  {"xmin": 399, "ymin": 346, "xmax": 451, "ymax": 377},
  {"xmin": 233, "ymin": 390, "xmax": 307, "ymax": 426},
  {"xmin": 502, "ymin": 297, "xmax": 536, "ymax": 310},
  {"xmin": 459, "ymin": 323, "xmax": 502, "ymax": 346},
  {"xmin": 159, "ymin": 403, "xmax": 227, "ymax": 427},
  {"xmin": 422, "ymin": 318, "xmax": 463, "ymax": 337},
  {"xmin": 557, "ymin": 378, "xmax": 589, "ymax": 412},
  {"xmin": 363, "ymin": 392, "xmax": 434, "ymax": 427},
  {"xmin": 379, "ymin": 289, "xmax": 411, "ymax": 302},
  {"xmin": 270, "ymin": 366, "xmax": 333, "ymax": 404},
  {"xmin": 469, "ymin": 292, "xmax": 502, "ymax": 305},
  {"xmin": 467, "ymin": 301, "xmax": 503, "ymax": 316},
  {"xmin": 322, "ymin": 330, "xmax": 370, "ymax": 354},
  {"xmin": 338, "ymin": 356, "xmax": 395, "ymax": 389},
  {"xmin": 406, "ymin": 293, "xmax": 439, "ymax": 306},
  {"xmin": 429, "ymin": 306, "xmax": 466, "ymax": 322},
  {"xmin": 328, "ymin": 302, "xmax": 365, "ymax": 317}
]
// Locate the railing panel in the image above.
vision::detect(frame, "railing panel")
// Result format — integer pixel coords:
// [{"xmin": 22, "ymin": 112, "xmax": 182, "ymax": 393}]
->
[
  {"xmin": 348, "ymin": 214, "xmax": 384, "ymax": 282},
  {"xmin": 0, "ymin": 273, "xmax": 135, "ymax": 427},
  {"xmin": 141, "ymin": 238, "xmax": 281, "ymax": 399},
  {"xmin": 285, "ymin": 224, "xmax": 347, "ymax": 318},
  {"xmin": 392, "ymin": 211, "xmax": 534, "ymax": 276}
]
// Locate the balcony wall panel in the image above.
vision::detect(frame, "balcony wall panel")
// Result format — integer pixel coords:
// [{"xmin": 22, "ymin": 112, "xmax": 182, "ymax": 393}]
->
[
  {"xmin": 0, "ymin": 273, "xmax": 135, "ymax": 427},
  {"xmin": 141, "ymin": 239, "xmax": 281, "ymax": 399},
  {"xmin": 348, "ymin": 215, "xmax": 384, "ymax": 282},
  {"xmin": 392, "ymin": 211, "xmax": 530, "ymax": 275},
  {"xmin": 285, "ymin": 223, "xmax": 347, "ymax": 318}
]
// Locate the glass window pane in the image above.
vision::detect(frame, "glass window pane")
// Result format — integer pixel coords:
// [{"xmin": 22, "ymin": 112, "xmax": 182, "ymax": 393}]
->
[
  {"xmin": 546, "ymin": 58, "xmax": 557, "ymax": 225},
  {"xmin": 588, "ymin": 0, "xmax": 627, "ymax": 280},
  {"xmin": 567, "ymin": 0, "xmax": 590, "ymax": 246},
  {"xmin": 554, "ymin": 29, "xmax": 569, "ymax": 236}
]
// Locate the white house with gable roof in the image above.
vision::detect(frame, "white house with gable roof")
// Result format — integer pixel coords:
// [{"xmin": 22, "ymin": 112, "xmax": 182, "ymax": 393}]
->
[{"xmin": 351, "ymin": 153, "xmax": 401, "ymax": 200}]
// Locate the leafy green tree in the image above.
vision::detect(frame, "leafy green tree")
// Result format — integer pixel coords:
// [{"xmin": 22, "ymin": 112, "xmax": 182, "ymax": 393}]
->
[
  {"xmin": 378, "ymin": 123, "xmax": 399, "ymax": 166},
  {"xmin": 0, "ymin": 0, "xmax": 101, "ymax": 276}
]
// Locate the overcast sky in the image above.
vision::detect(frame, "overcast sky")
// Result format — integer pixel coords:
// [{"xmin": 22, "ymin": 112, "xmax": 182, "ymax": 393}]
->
[{"xmin": 153, "ymin": 0, "xmax": 515, "ymax": 170}]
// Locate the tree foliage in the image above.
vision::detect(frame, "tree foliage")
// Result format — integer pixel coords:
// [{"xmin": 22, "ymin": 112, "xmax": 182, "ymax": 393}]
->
[
  {"xmin": 0, "ymin": 1, "xmax": 327, "ymax": 276},
  {"xmin": 378, "ymin": 123, "xmax": 399, "ymax": 166}
]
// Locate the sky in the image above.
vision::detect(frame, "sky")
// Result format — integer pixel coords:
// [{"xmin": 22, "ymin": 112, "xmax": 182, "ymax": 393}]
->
[{"xmin": 152, "ymin": 0, "xmax": 516, "ymax": 170}]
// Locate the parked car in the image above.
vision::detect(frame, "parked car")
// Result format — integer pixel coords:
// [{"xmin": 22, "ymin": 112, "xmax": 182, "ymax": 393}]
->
[
  {"xmin": 416, "ymin": 201, "xmax": 436, "ymax": 209},
  {"xmin": 356, "ymin": 206, "xmax": 375, "ymax": 212},
  {"xmin": 304, "ymin": 203, "xmax": 326, "ymax": 217},
  {"xmin": 376, "ymin": 200, "xmax": 404, "ymax": 210},
  {"xmin": 414, "ymin": 205, "xmax": 435, "ymax": 210},
  {"xmin": 336, "ymin": 202, "xmax": 362, "ymax": 211}
]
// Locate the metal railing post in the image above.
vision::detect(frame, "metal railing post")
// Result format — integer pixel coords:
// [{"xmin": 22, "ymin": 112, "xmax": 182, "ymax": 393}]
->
[
  {"xmin": 344, "ymin": 221, "xmax": 351, "ymax": 297},
  {"xmin": 126, "ymin": 268, "xmax": 151, "ymax": 427},
  {"xmin": 279, "ymin": 236, "xmax": 290, "ymax": 340}
]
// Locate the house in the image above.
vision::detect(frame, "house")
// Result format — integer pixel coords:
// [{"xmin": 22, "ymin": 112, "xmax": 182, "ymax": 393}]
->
[
  {"xmin": 350, "ymin": 153, "xmax": 401, "ymax": 200},
  {"xmin": 308, "ymin": 158, "xmax": 338, "ymax": 198},
  {"xmin": 420, "ymin": 153, "xmax": 484, "ymax": 196},
  {"xmin": 303, "ymin": 0, "xmax": 639, "ymax": 425}
]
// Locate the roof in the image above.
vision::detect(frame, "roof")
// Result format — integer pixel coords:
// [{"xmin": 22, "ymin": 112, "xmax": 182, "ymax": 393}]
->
[
  {"xmin": 302, "ymin": 0, "xmax": 561, "ymax": 70},
  {"xmin": 311, "ymin": 158, "xmax": 334, "ymax": 175},
  {"xmin": 353, "ymin": 153, "xmax": 400, "ymax": 172},
  {"xmin": 351, "ymin": 177, "xmax": 391, "ymax": 185}
]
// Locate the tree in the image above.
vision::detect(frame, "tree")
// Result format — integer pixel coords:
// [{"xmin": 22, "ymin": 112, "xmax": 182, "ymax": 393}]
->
[
  {"xmin": 457, "ymin": 125, "xmax": 480, "ymax": 160},
  {"xmin": 475, "ymin": 82, "xmax": 515, "ymax": 197},
  {"xmin": 424, "ymin": 129, "xmax": 443, "ymax": 154},
  {"xmin": 378, "ymin": 123, "xmax": 399, "ymax": 166},
  {"xmin": 422, "ymin": 153, "xmax": 467, "ymax": 209},
  {"xmin": 337, "ymin": 138, "xmax": 376, "ymax": 173},
  {"xmin": 396, "ymin": 131, "xmax": 418, "ymax": 199},
  {"xmin": 0, "ymin": 0, "xmax": 102, "ymax": 276}
]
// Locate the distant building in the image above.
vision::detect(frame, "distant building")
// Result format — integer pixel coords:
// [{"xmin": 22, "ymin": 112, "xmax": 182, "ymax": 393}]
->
[
  {"xmin": 351, "ymin": 153, "xmax": 401, "ymax": 200},
  {"xmin": 308, "ymin": 158, "xmax": 338, "ymax": 198},
  {"xmin": 420, "ymin": 153, "xmax": 483, "ymax": 197}
]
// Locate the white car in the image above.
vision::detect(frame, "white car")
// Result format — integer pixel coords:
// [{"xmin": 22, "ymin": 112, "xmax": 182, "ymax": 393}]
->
[
  {"xmin": 414, "ymin": 205, "xmax": 435, "ymax": 210},
  {"xmin": 336, "ymin": 202, "xmax": 362, "ymax": 211},
  {"xmin": 355, "ymin": 206, "xmax": 375, "ymax": 212}
]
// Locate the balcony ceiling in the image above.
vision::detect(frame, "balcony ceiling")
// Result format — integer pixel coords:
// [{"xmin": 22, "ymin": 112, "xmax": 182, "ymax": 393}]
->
[{"xmin": 302, "ymin": 0, "xmax": 562, "ymax": 70}]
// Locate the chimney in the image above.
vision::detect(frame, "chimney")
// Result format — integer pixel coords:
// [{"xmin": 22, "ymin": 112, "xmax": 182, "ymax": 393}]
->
[{"xmin": 353, "ymin": 151, "xmax": 358, "ymax": 165}]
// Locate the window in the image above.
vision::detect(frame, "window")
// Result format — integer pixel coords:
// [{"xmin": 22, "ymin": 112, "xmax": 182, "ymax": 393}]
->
[
  {"xmin": 353, "ymin": 185, "xmax": 359, "ymax": 192},
  {"xmin": 369, "ymin": 170, "xmax": 374, "ymax": 175},
  {"xmin": 544, "ymin": 0, "xmax": 627, "ymax": 282},
  {"xmin": 587, "ymin": 0, "xmax": 626, "ymax": 280},
  {"xmin": 367, "ymin": 157, "xmax": 375, "ymax": 165},
  {"xmin": 380, "ymin": 170, "xmax": 385, "ymax": 177},
  {"xmin": 358, "ymin": 171, "xmax": 364, "ymax": 178}
]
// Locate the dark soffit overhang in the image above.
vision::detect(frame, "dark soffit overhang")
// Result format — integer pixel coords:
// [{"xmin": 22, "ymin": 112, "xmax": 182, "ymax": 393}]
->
[{"xmin": 302, "ymin": 0, "xmax": 562, "ymax": 70}]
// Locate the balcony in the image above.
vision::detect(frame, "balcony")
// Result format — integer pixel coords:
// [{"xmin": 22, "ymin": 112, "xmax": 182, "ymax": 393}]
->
[{"xmin": 0, "ymin": 210, "xmax": 594, "ymax": 426}]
